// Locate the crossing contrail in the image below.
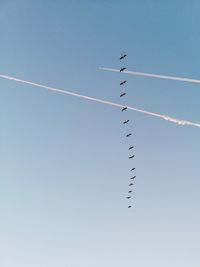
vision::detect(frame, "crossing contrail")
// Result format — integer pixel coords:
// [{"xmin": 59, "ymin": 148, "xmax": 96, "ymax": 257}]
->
[
  {"xmin": 0, "ymin": 73, "xmax": 200, "ymax": 128},
  {"xmin": 99, "ymin": 67, "xmax": 200, "ymax": 84}
]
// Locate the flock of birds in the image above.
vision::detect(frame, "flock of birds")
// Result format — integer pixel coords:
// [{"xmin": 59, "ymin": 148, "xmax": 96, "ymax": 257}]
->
[{"xmin": 118, "ymin": 54, "xmax": 136, "ymax": 209}]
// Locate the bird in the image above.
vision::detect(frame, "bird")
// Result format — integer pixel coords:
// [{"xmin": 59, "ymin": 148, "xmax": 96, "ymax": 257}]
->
[
  {"xmin": 120, "ymin": 92, "xmax": 126, "ymax": 97},
  {"xmin": 121, "ymin": 107, "xmax": 127, "ymax": 111},
  {"xmin": 119, "ymin": 54, "xmax": 127, "ymax": 60},
  {"xmin": 120, "ymin": 67, "xmax": 126, "ymax": 72},
  {"xmin": 120, "ymin": 80, "xmax": 127, "ymax": 86},
  {"xmin": 123, "ymin": 119, "xmax": 130, "ymax": 124}
]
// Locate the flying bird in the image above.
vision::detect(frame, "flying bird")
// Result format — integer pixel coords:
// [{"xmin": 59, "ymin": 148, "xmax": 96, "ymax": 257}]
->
[
  {"xmin": 123, "ymin": 119, "xmax": 130, "ymax": 124},
  {"xmin": 129, "ymin": 155, "xmax": 135, "ymax": 159},
  {"xmin": 129, "ymin": 146, "xmax": 134, "ymax": 150},
  {"xmin": 119, "ymin": 54, "xmax": 127, "ymax": 60},
  {"xmin": 126, "ymin": 133, "xmax": 132, "ymax": 137},
  {"xmin": 120, "ymin": 92, "xmax": 126, "ymax": 97},
  {"xmin": 131, "ymin": 168, "xmax": 135, "ymax": 171},
  {"xmin": 120, "ymin": 67, "xmax": 126, "ymax": 72},
  {"xmin": 121, "ymin": 107, "xmax": 127, "ymax": 111},
  {"xmin": 120, "ymin": 80, "xmax": 127, "ymax": 85},
  {"xmin": 130, "ymin": 176, "xmax": 136, "ymax": 180}
]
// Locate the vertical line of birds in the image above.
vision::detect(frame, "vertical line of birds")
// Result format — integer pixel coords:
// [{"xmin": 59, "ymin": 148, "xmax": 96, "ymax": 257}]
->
[{"xmin": 119, "ymin": 54, "xmax": 136, "ymax": 209}]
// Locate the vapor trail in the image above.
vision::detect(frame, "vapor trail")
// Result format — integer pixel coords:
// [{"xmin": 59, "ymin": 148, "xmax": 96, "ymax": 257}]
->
[
  {"xmin": 100, "ymin": 67, "xmax": 200, "ymax": 84},
  {"xmin": 0, "ymin": 73, "xmax": 200, "ymax": 128}
]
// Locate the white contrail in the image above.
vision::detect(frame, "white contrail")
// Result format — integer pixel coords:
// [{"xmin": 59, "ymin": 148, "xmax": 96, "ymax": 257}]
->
[
  {"xmin": 100, "ymin": 67, "xmax": 200, "ymax": 84},
  {"xmin": 0, "ymin": 73, "xmax": 200, "ymax": 128}
]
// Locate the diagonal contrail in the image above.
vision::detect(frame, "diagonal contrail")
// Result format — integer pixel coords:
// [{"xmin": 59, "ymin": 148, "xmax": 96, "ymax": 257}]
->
[
  {"xmin": 99, "ymin": 67, "xmax": 200, "ymax": 84},
  {"xmin": 0, "ymin": 73, "xmax": 200, "ymax": 128}
]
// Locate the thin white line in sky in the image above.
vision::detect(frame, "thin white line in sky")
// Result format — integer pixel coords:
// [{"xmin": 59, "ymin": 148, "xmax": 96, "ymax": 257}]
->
[
  {"xmin": 99, "ymin": 67, "xmax": 200, "ymax": 84},
  {"xmin": 0, "ymin": 73, "xmax": 200, "ymax": 128}
]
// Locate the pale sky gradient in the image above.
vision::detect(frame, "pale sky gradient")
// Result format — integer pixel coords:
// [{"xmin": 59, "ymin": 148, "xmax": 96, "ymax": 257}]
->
[{"xmin": 0, "ymin": 1, "xmax": 200, "ymax": 267}]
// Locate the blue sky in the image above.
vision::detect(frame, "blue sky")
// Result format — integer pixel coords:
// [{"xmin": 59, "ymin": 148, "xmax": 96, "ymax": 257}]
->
[{"xmin": 0, "ymin": 1, "xmax": 200, "ymax": 266}]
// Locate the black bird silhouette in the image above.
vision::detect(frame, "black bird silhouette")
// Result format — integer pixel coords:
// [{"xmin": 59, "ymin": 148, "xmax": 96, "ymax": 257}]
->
[
  {"xmin": 131, "ymin": 168, "xmax": 135, "ymax": 171},
  {"xmin": 123, "ymin": 120, "xmax": 130, "ymax": 124},
  {"xmin": 119, "ymin": 54, "xmax": 127, "ymax": 60},
  {"xmin": 130, "ymin": 176, "xmax": 136, "ymax": 180},
  {"xmin": 120, "ymin": 67, "xmax": 126, "ymax": 72},
  {"xmin": 126, "ymin": 133, "xmax": 132, "ymax": 137},
  {"xmin": 120, "ymin": 80, "xmax": 127, "ymax": 86},
  {"xmin": 121, "ymin": 107, "xmax": 127, "ymax": 111},
  {"xmin": 120, "ymin": 92, "xmax": 126, "ymax": 97}
]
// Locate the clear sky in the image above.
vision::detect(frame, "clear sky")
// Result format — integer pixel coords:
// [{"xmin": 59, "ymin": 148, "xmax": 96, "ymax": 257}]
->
[{"xmin": 0, "ymin": 1, "xmax": 200, "ymax": 266}]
